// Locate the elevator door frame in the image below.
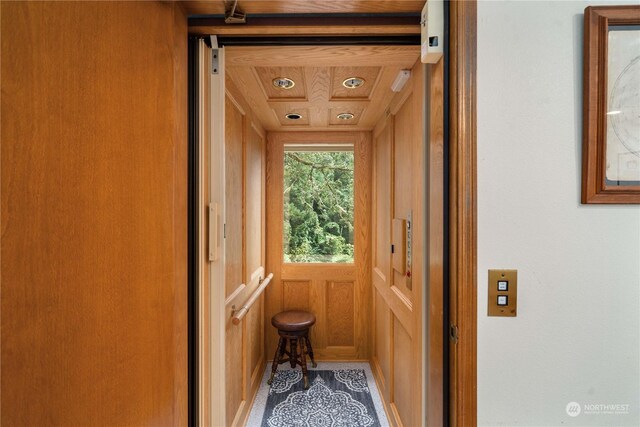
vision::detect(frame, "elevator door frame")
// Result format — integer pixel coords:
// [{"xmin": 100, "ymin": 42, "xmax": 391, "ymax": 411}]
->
[{"xmin": 191, "ymin": 5, "xmax": 478, "ymax": 425}]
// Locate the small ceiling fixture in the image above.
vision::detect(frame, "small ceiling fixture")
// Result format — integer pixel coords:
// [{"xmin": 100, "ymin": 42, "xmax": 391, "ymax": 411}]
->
[
  {"xmin": 391, "ymin": 70, "xmax": 411, "ymax": 92},
  {"xmin": 285, "ymin": 113, "xmax": 303, "ymax": 120},
  {"xmin": 336, "ymin": 113, "xmax": 355, "ymax": 120},
  {"xmin": 342, "ymin": 77, "xmax": 365, "ymax": 89},
  {"xmin": 273, "ymin": 77, "xmax": 296, "ymax": 90}
]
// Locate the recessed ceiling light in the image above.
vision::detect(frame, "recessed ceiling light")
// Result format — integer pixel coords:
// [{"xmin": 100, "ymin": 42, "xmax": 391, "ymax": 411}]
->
[
  {"xmin": 336, "ymin": 113, "xmax": 355, "ymax": 120},
  {"xmin": 285, "ymin": 113, "xmax": 303, "ymax": 120},
  {"xmin": 273, "ymin": 77, "xmax": 295, "ymax": 90},
  {"xmin": 342, "ymin": 77, "xmax": 365, "ymax": 89}
]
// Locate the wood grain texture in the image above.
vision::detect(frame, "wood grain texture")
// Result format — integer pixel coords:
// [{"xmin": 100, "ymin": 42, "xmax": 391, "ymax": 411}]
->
[
  {"xmin": 225, "ymin": 318, "xmax": 245, "ymax": 426},
  {"xmin": 225, "ymin": 96, "xmax": 245, "ymax": 298},
  {"xmin": 283, "ymin": 281, "xmax": 311, "ymax": 311},
  {"xmin": 228, "ymin": 56, "xmax": 418, "ymax": 131},
  {"xmin": 370, "ymin": 60, "xmax": 437, "ymax": 427},
  {"xmin": 330, "ymin": 67, "xmax": 380, "ymax": 100},
  {"xmin": 256, "ymin": 66, "xmax": 307, "ymax": 100},
  {"xmin": 247, "ymin": 297, "xmax": 264, "ymax": 391},
  {"xmin": 246, "ymin": 124, "xmax": 264, "ymax": 280},
  {"xmin": 189, "ymin": 24, "xmax": 420, "ymax": 36},
  {"xmin": 373, "ymin": 116, "xmax": 393, "ymax": 281},
  {"xmin": 425, "ymin": 60, "xmax": 445, "ymax": 427},
  {"xmin": 183, "ymin": 1, "xmax": 424, "ymax": 16},
  {"xmin": 0, "ymin": 2, "xmax": 187, "ymax": 425},
  {"xmin": 449, "ymin": 2, "xmax": 478, "ymax": 426},
  {"xmin": 392, "ymin": 91, "xmax": 413, "ymax": 301},
  {"xmin": 172, "ymin": 7, "xmax": 189, "ymax": 425},
  {"xmin": 223, "ymin": 78, "xmax": 268, "ymax": 427},
  {"xmin": 391, "ymin": 316, "xmax": 413, "ymax": 427},
  {"xmin": 373, "ymin": 289, "xmax": 391, "ymax": 393},
  {"xmin": 392, "ymin": 218, "xmax": 407, "ymax": 275},
  {"xmin": 226, "ymin": 46, "xmax": 420, "ymax": 68},
  {"xmin": 326, "ymin": 282, "xmax": 355, "ymax": 346},
  {"xmin": 354, "ymin": 132, "xmax": 373, "ymax": 360},
  {"xmin": 265, "ymin": 132, "xmax": 371, "ymax": 361}
]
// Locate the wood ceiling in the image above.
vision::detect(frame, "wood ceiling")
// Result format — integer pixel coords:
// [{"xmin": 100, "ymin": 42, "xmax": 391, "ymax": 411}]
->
[
  {"xmin": 226, "ymin": 46, "xmax": 420, "ymax": 131},
  {"xmin": 182, "ymin": 1, "xmax": 425, "ymax": 16}
]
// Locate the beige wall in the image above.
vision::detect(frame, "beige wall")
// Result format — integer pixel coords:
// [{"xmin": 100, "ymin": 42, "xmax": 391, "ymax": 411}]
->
[{"xmin": 478, "ymin": 1, "xmax": 640, "ymax": 426}]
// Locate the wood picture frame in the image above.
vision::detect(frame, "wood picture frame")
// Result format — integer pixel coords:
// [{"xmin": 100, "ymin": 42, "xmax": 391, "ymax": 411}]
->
[{"xmin": 582, "ymin": 5, "xmax": 640, "ymax": 204}]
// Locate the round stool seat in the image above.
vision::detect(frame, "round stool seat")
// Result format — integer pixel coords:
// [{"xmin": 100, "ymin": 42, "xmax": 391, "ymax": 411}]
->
[{"xmin": 271, "ymin": 310, "xmax": 316, "ymax": 332}]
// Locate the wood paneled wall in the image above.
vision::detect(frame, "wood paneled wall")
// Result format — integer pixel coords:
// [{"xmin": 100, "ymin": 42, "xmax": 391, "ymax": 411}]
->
[
  {"xmin": 1, "ymin": 2, "xmax": 188, "ymax": 425},
  {"xmin": 370, "ymin": 58, "xmax": 444, "ymax": 427},
  {"xmin": 224, "ymin": 78, "xmax": 267, "ymax": 427},
  {"xmin": 265, "ymin": 132, "xmax": 372, "ymax": 361}
]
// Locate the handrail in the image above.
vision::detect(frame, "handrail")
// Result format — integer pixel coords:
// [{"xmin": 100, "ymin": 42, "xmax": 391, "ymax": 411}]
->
[{"xmin": 231, "ymin": 273, "xmax": 273, "ymax": 325}]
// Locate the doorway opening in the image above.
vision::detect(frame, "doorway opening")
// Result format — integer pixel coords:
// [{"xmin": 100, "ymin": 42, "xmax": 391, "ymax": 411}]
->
[{"xmin": 189, "ymin": 28, "xmax": 451, "ymax": 427}]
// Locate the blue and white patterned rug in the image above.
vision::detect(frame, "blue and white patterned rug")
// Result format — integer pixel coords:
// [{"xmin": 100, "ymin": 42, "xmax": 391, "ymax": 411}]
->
[{"xmin": 246, "ymin": 362, "xmax": 389, "ymax": 427}]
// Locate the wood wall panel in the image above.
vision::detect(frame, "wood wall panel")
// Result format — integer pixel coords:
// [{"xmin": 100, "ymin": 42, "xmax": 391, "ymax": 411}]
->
[
  {"xmin": 0, "ymin": 2, "xmax": 187, "ymax": 425},
  {"xmin": 392, "ymin": 316, "xmax": 413, "ymax": 427},
  {"xmin": 392, "ymin": 94, "xmax": 414, "ymax": 299},
  {"xmin": 370, "ymin": 58, "xmax": 444, "ymax": 427},
  {"xmin": 266, "ymin": 132, "xmax": 371, "ymax": 361},
  {"xmin": 247, "ymin": 298, "xmax": 264, "ymax": 383},
  {"xmin": 326, "ymin": 281, "xmax": 355, "ymax": 346},
  {"xmin": 283, "ymin": 281, "xmax": 311, "ymax": 311},
  {"xmin": 225, "ymin": 96, "xmax": 245, "ymax": 298},
  {"xmin": 374, "ymin": 289, "xmax": 391, "ymax": 392},
  {"xmin": 223, "ymin": 79, "xmax": 267, "ymax": 426},
  {"xmin": 246, "ymin": 124, "xmax": 264, "ymax": 281},
  {"xmin": 374, "ymin": 117, "xmax": 393, "ymax": 280},
  {"xmin": 225, "ymin": 320, "xmax": 244, "ymax": 426}
]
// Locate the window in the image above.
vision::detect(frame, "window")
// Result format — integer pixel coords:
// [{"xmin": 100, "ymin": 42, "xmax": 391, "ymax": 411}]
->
[{"xmin": 283, "ymin": 147, "xmax": 354, "ymax": 263}]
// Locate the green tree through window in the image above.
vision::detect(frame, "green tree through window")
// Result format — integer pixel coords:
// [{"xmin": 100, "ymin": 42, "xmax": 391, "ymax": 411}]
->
[{"xmin": 283, "ymin": 150, "xmax": 354, "ymax": 263}]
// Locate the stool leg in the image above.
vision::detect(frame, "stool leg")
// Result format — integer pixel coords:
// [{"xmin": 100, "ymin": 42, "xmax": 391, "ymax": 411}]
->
[
  {"xmin": 305, "ymin": 335, "xmax": 317, "ymax": 368},
  {"xmin": 267, "ymin": 337, "xmax": 285, "ymax": 385},
  {"xmin": 289, "ymin": 338, "xmax": 298, "ymax": 368},
  {"xmin": 299, "ymin": 339, "xmax": 309, "ymax": 389}
]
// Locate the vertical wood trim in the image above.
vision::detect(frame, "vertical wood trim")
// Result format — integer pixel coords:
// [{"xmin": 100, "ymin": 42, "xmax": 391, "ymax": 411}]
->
[
  {"xmin": 210, "ymin": 44, "xmax": 227, "ymax": 427},
  {"xmin": 355, "ymin": 132, "xmax": 373, "ymax": 359},
  {"xmin": 265, "ymin": 133, "xmax": 284, "ymax": 360},
  {"xmin": 449, "ymin": 1, "xmax": 478, "ymax": 426},
  {"xmin": 410, "ymin": 62, "xmax": 425, "ymax": 427},
  {"xmin": 197, "ymin": 40, "xmax": 212, "ymax": 427},
  {"xmin": 426, "ymin": 59, "xmax": 445, "ymax": 427}
]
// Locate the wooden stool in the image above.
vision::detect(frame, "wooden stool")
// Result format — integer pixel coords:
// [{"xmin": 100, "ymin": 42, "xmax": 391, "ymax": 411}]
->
[{"xmin": 267, "ymin": 310, "xmax": 317, "ymax": 389}]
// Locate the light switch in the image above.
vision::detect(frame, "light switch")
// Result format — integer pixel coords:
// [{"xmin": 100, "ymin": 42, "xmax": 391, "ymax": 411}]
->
[{"xmin": 488, "ymin": 269, "xmax": 517, "ymax": 317}]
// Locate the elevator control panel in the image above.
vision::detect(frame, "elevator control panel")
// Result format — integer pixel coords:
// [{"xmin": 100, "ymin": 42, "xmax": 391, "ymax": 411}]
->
[{"xmin": 488, "ymin": 269, "xmax": 517, "ymax": 317}]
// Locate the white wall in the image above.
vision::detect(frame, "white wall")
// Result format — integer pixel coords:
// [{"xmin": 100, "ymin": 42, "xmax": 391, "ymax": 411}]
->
[{"xmin": 478, "ymin": 1, "xmax": 640, "ymax": 426}]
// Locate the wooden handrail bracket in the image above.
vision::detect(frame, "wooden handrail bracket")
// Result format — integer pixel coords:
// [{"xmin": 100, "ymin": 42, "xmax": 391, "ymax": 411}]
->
[{"xmin": 231, "ymin": 273, "xmax": 273, "ymax": 325}]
